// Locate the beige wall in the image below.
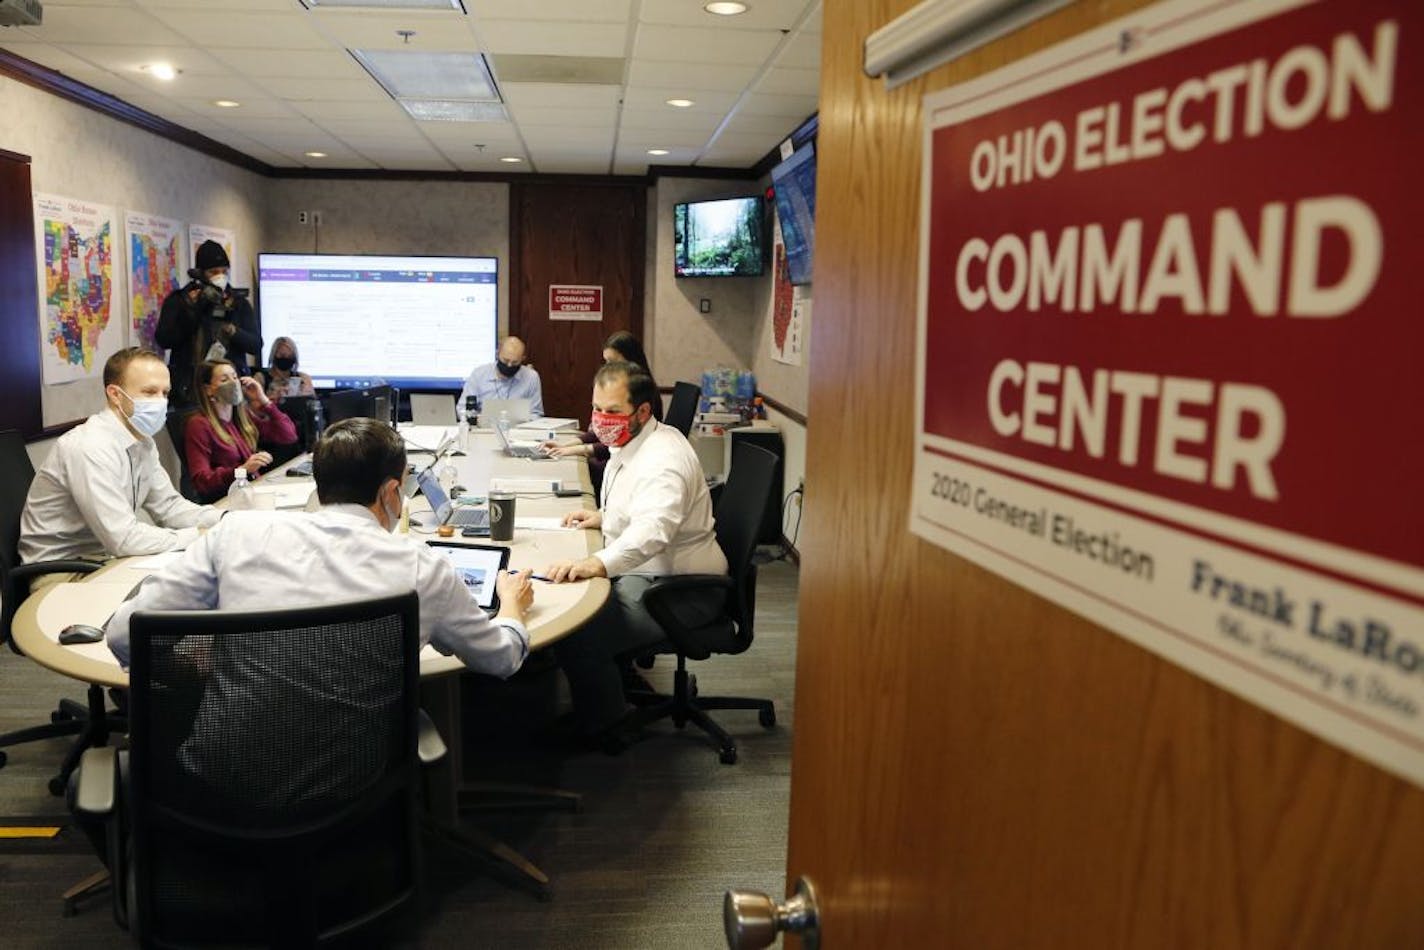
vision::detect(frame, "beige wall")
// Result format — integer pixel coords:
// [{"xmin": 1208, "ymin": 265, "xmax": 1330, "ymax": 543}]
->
[{"xmin": 0, "ymin": 74, "xmax": 268, "ymax": 428}]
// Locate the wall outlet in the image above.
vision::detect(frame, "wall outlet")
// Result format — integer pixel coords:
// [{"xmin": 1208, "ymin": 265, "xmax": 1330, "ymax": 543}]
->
[
  {"xmin": 312, "ymin": 210, "xmax": 323, "ymax": 226},
  {"xmin": 297, "ymin": 210, "xmax": 309, "ymax": 224},
  {"xmin": 699, "ymin": 298, "xmax": 711, "ymax": 313}
]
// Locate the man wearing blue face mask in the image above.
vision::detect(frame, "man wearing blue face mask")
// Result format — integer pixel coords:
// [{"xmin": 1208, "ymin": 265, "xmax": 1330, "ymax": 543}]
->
[
  {"xmin": 458, "ymin": 335, "xmax": 545, "ymax": 419},
  {"xmin": 155, "ymin": 240, "xmax": 261, "ymax": 409},
  {"xmin": 19, "ymin": 348, "xmax": 221, "ymax": 589}
]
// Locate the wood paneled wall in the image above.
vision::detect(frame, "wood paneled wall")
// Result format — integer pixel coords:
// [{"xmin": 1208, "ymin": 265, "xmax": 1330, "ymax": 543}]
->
[
  {"xmin": 0, "ymin": 149, "xmax": 43, "ymax": 438},
  {"xmin": 785, "ymin": 1, "xmax": 1423, "ymax": 947}
]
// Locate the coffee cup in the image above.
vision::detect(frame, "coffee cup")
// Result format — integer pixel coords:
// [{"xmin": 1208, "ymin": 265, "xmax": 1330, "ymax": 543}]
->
[{"xmin": 488, "ymin": 490, "xmax": 516, "ymax": 542}]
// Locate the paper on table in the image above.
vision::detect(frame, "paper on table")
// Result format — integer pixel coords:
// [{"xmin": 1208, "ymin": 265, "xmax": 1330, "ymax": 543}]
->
[
  {"xmin": 489, "ymin": 477, "xmax": 561, "ymax": 494},
  {"xmin": 253, "ymin": 482, "xmax": 315, "ymax": 509},
  {"xmin": 514, "ymin": 516, "xmax": 572, "ymax": 531},
  {"xmin": 125, "ymin": 550, "xmax": 185, "ymax": 570},
  {"xmin": 400, "ymin": 425, "xmax": 457, "ymax": 452}
]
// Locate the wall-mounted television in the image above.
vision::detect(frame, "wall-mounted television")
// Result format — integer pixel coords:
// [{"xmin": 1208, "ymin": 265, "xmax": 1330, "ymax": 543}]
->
[
  {"xmin": 257, "ymin": 253, "xmax": 498, "ymax": 392},
  {"xmin": 674, "ymin": 196, "xmax": 765, "ymax": 278},
  {"xmin": 771, "ymin": 144, "xmax": 816, "ymax": 286}
]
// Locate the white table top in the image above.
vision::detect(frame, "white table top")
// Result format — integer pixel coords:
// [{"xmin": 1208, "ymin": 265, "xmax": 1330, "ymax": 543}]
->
[{"xmin": 11, "ymin": 431, "xmax": 606, "ymax": 689}]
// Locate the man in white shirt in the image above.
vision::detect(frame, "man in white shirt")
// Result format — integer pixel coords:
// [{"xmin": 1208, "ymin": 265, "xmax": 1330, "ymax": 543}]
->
[
  {"xmin": 459, "ymin": 335, "xmax": 545, "ymax": 418},
  {"xmin": 544, "ymin": 361, "xmax": 726, "ymax": 741},
  {"xmin": 19, "ymin": 347, "xmax": 220, "ymax": 579}
]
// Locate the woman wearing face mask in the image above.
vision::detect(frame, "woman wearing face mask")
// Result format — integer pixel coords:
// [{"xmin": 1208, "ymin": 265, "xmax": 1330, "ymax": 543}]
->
[
  {"xmin": 184, "ymin": 359, "xmax": 299, "ymax": 502},
  {"xmin": 542, "ymin": 332, "xmax": 662, "ymax": 491},
  {"xmin": 255, "ymin": 336, "xmax": 316, "ymax": 404}
]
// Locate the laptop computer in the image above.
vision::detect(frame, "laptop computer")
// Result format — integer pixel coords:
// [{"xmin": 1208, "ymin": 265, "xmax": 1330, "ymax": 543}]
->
[
  {"xmin": 481, "ymin": 398, "xmax": 532, "ymax": 426},
  {"xmin": 494, "ymin": 419, "xmax": 548, "ymax": 459},
  {"xmin": 424, "ymin": 542, "xmax": 509, "ymax": 612},
  {"xmin": 410, "ymin": 393, "xmax": 457, "ymax": 426},
  {"xmin": 415, "ymin": 467, "xmax": 489, "ymax": 530}
]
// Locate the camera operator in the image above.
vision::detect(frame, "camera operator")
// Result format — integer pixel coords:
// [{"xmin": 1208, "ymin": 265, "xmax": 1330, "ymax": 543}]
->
[{"xmin": 156, "ymin": 239, "xmax": 261, "ymax": 409}]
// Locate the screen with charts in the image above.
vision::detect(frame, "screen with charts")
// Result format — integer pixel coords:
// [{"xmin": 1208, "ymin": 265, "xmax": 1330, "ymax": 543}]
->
[{"xmin": 257, "ymin": 253, "xmax": 498, "ymax": 392}]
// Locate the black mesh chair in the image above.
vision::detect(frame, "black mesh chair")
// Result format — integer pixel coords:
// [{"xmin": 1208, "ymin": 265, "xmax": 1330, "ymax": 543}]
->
[
  {"xmin": 75, "ymin": 593, "xmax": 427, "ymax": 946},
  {"xmin": 0, "ymin": 429, "xmax": 113, "ymax": 793},
  {"xmin": 622, "ymin": 442, "xmax": 779, "ymax": 764},
  {"xmin": 663, "ymin": 381, "xmax": 702, "ymax": 437}
]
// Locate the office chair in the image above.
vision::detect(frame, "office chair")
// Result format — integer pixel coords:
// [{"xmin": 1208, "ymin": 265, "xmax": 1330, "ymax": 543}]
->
[
  {"xmin": 73, "ymin": 592, "xmax": 429, "ymax": 946},
  {"xmin": 622, "ymin": 442, "xmax": 779, "ymax": 764},
  {"xmin": 663, "ymin": 381, "xmax": 702, "ymax": 437},
  {"xmin": 0, "ymin": 429, "xmax": 115, "ymax": 794}
]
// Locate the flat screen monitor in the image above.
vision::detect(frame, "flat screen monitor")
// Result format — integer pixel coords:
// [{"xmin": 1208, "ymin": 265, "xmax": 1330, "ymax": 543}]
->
[
  {"xmin": 257, "ymin": 253, "xmax": 498, "ymax": 392},
  {"xmin": 674, "ymin": 196, "xmax": 765, "ymax": 278},
  {"xmin": 771, "ymin": 144, "xmax": 816, "ymax": 286}
]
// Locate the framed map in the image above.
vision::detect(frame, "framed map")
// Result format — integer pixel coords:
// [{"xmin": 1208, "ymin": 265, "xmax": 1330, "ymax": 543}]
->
[{"xmin": 35, "ymin": 193, "xmax": 120, "ymax": 384}]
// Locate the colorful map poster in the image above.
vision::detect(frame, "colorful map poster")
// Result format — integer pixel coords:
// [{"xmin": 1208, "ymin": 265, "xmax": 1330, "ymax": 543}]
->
[
  {"xmin": 768, "ymin": 214, "xmax": 807, "ymax": 366},
  {"xmin": 125, "ymin": 211, "xmax": 184, "ymax": 352},
  {"xmin": 189, "ymin": 224, "xmax": 236, "ymax": 281},
  {"xmin": 35, "ymin": 193, "xmax": 120, "ymax": 384}
]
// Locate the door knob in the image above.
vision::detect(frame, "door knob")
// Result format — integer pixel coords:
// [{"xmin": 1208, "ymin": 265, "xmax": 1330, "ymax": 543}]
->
[{"xmin": 723, "ymin": 876, "xmax": 820, "ymax": 949}]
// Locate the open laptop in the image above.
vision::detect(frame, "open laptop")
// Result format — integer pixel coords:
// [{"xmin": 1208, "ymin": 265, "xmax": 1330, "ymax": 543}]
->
[
  {"xmin": 424, "ymin": 542, "xmax": 509, "ymax": 613},
  {"xmin": 494, "ymin": 419, "xmax": 548, "ymax": 459},
  {"xmin": 410, "ymin": 393, "xmax": 457, "ymax": 426},
  {"xmin": 481, "ymin": 398, "xmax": 532, "ymax": 426},
  {"xmin": 415, "ymin": 467, "xmax": 489, "ymax": 530}
]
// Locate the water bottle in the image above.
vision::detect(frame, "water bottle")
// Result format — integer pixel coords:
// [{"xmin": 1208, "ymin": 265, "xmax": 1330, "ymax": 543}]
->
[
  {"xmin": 227, "ymin": 467, "xmax": 254, "ymax": 510},
  {"xmin": 498, "ymin": 409, "xmax": 510, "ymax": 440}
]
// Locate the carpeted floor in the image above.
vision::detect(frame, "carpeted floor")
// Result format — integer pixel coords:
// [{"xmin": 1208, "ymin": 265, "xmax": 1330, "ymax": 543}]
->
[{"xmin": 0, "ymin": 558, "xmax": 799, "ymax": 948}]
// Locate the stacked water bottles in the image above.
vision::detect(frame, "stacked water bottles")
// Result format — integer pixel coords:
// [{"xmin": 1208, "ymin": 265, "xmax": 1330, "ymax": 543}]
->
[{"xmin": 695, "ymin": 367, "xmax": 759, "ymax": 436}]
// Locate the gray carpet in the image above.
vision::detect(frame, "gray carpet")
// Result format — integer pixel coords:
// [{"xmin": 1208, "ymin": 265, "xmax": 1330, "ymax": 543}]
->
[{"xmin": 0, "ymin": 558, "xmax": 799, "ymax": 948}]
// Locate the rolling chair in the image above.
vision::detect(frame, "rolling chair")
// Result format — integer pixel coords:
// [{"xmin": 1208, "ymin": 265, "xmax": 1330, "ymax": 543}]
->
[
  {"xmin": 663, "ymin": 381, "xmax": 702, "ymax": 437},
  {"xmin": 73, "ymin": 593, "xmax": 430, "ymax": 946},
  {"xmin": 622, "ymin": 442, "xmax": 779, "ymax": 764},
  {"xmin": 0, "ymin": 429, "xmax": 116, "ymax": 795}
]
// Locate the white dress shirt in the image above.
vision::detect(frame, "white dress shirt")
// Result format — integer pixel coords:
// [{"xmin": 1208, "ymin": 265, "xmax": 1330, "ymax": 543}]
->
[
  {"xmin": 106, "ymin": 504, "xmax": 529, "ymax": 675},
  {"xmin": 595, "ymin": 419, "xmax": 727, "ymax": 578},
  {"xmin": 459, "ymin": 363, "xmax": 544, "ymax": 418},
  {"xmin": 19, "ymin": 408, "xmax": 219, "ymax": 564}
]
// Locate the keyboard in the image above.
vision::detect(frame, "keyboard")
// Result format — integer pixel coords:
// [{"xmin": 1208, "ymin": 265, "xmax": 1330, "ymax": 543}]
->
[{"xmin": 448, "ymin": 507, "xmax": 489, "ymax": 529}]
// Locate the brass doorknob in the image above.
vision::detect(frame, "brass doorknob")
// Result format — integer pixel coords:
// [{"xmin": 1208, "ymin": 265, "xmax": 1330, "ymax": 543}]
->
[{"xmin": 723, "ymin": 876, "xmax": 820, "ymax": 949}]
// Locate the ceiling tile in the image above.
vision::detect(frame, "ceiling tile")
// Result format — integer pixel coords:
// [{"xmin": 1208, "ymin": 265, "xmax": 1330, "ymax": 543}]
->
[
  {"xmin": 207, "ymin": 49, "xmax": 367, "ymax": 81},
  {"xmin": 621, "ymin": 86, "xmax": 738, "ymax": 112},
  {"xmin": 0, "ymin": 42, "xmax": 101, "ymax": 77},
  {"xmin": 18, "ymin": 6, "xmax": 188, "ymax": 47},
  {"xmin": 288, "ymin": 99, "xmax": 408, "ymax": 120},
  {"xmin": 618, "ymin": 108, "xmax": 726, "ymax": 133},
  {"xmin": 472, "ymin": 0, "xmax": 631, "ymax": 22},
  {"xmin": 634, "ymin": 25, "xmax": 781, "ymax": 66},
  {"xmin": 775, "ymin": 32, "xmax": 820, "ymax": 70},
  {"xmin": 506, "ymin": 105, "xmax": 618, "ymax": 129},
  {"xmin": 616, "ymin": 129, "xmax": 712, "ymax": 150},
  {"xmin": 626, "ymin": 59, "xmax": 759, "ymax": 93},
  {"xmin": 534, "ymin": 158, "xmax": 612, "ymax": 174},
  {"xmin": 639, "ymin": 0, "xmax": 812, "ymax": 31},
  {"xmin": 252, "ymin": 76, "xmax": 388, "ymax": 101},
  {"xmin": 718, "ymin": 112, "xmax": 808, "ymax": 136},
  {"xmin": 308, "ymin": 10, "xmax": 479, "ymax": 51},
  {"xmin": 174, "ymin": 97, "xmax": 299, "ymax": 119},
  {"xmin": 737, "ymin": 91, "xmax": 817, "ymax": 117},
  {"xmin": 521, "ymin": 125, "xmax": 613, "ymax": 151},
  {"xmin": 38, "ymin": 43, "xmax": 228, "ymax": 77},
  {"xmin": 499, "ymin": 82, "xmax": 621, "ymax": 108},
  {"xmin": 149, "ymin": 11, "xmax": 331, "ymax": 50},
  {"xmin": 755, "ymin": 67, "xmax": 818, "ymax": 96},
  {"xmin": 479, "ymin": 21, "xmax": 627, "ymax": 58},
  {"xmin": 139, "ymin": 0, "xmax": 297, "ymax": 9}
]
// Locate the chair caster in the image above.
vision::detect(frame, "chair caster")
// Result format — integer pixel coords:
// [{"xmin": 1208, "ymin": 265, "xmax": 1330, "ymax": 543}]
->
[
  {"xmin": 758, "ymin": 707, "xmax": 776, "ymax": 728},
  {"xmin": 719, "ymin": 746, "xmax": 738, "ymax": 765},
  {"xmin": 48, "ymin": 775, "xmax": 67, "ymax": 797}
]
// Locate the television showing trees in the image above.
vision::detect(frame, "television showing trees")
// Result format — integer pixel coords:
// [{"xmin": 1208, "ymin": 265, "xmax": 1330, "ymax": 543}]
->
[{"xmin": 674, "ymin": 196, "xmax": 765, "ymax": 278}]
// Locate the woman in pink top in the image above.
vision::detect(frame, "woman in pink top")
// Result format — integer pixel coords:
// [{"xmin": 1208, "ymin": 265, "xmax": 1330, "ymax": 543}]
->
[{"xmin": 184, "ymin": 359, "xmax": 299, "ymax": 502}]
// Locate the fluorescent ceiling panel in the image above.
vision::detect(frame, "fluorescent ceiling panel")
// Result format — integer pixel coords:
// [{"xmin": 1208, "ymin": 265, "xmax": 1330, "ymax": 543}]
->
[
  {"xmin": 304, "ymin": 0, "xmax": 465, "ymax": 9},
  {"xmin": 353, "ymin": 49, "xmax": 499, "ymax": 99},
  {"xmin": 402, "ymin": 100, "xmax": 508, "ymax": 121}
]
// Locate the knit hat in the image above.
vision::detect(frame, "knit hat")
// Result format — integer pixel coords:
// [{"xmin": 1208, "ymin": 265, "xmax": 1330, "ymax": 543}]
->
[{"xmin": 195, "ymin": 240, "xmax": 229, "ymax": 271}]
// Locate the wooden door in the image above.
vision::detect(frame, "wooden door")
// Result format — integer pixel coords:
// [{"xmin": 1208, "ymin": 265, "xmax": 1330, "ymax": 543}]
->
[
  {"xmin": 0, "ymin": 148, "xmax": 43, "ymax": 437},
  {"xmin": 509, "ymin": 182, "xmax": 645, "ymax": 424},
  {"xmin": 782, "ymin": 1, "xmax": 1424, "ymax": 947}
]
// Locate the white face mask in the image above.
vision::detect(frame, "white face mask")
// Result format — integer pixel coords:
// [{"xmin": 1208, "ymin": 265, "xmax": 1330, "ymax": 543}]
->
[
  {"xmin": 381, "ymin": 483, "xmax": 402, "ymax": 533},
  {"xmin": 209, "ymin": 272, "xmax": 229, "ymax": 291},
  {"xmin": 116, "ymin": 388, "xmax": 168, "ymax": 438}
]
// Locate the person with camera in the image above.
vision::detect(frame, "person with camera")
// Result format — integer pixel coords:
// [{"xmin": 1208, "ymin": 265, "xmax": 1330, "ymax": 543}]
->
[{"xmin": 156, "ymin": 240, "xmax": 261, "ymax": 408}]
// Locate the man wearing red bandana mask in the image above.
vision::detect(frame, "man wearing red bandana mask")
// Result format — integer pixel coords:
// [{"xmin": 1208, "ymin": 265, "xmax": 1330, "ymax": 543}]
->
[{"xmin": 544, "ymin": 361, "xmax": 727, "ymax": 748}]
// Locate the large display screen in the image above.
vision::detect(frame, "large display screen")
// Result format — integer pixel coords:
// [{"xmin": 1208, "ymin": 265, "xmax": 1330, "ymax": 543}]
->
[
  {"xmin": 673, "ymin": 196, "xmax": 765, "ymax": 278},
  {"xmin": 256, "ymin": 253, "xmax": 498, "ymax": 391},
  {"xmin": 771, "ymin": 144, "xmax": 816, "ymax": 286}
]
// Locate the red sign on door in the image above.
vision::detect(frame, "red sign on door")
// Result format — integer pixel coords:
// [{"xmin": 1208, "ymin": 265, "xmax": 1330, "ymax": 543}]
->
[{"xmin": 548, "ymin": 284, "xmax": 603, "ymax": 322}]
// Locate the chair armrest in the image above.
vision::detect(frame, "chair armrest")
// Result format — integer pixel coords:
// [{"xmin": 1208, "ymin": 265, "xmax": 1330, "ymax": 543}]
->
[
  {"xmin": 12, "ymin": 559, "xmax": 104, "ymax": 582},
  {"xmin": 74, "ymin": 746, "xmax": 118, "ymax": 815},
  {"xmin": 417, "ymin": 709, "xmax": 447, "ymax": 766}
]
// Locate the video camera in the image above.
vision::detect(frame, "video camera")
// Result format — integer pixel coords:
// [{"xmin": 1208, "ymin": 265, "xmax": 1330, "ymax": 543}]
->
[{"xmin": 185, "ymin": 267, "xmax": 250, "ymax": 316}]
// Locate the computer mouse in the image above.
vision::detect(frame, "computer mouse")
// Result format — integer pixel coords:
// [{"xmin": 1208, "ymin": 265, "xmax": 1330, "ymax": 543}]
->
[{"xmin": 59, "ymin": 624, "xmax": 106, "ymax": 646}]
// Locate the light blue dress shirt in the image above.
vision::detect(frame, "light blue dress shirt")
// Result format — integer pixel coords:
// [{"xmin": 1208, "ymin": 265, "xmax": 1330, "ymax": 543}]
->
[{"xmin": 459, "ymin": 363, "xmax": 544, "ymax": 418}]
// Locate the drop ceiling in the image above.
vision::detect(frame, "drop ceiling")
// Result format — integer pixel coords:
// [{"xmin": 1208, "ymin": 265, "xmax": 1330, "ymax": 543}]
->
[{"xmin": 0, "ymin": 0, "xmax": 822, "ymax": 175}]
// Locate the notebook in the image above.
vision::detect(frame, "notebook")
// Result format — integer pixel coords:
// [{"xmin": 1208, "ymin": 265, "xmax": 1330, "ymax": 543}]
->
[
  {"xmin": 416, "ymin": 468, "xmax": 489, "ymax": 530},
  {"xmin": 424, "ymin": 542, "xmax": 509, "ymax": 611},
  {"xmin": 410, "ymin": 393, "xmax": 457, "ymax": 426}
]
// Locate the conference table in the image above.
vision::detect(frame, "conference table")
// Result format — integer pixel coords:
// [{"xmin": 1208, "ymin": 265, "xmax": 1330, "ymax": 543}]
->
[{"xmin": 11, "ymin": 426, "xmax": 608, "ymax": 894}]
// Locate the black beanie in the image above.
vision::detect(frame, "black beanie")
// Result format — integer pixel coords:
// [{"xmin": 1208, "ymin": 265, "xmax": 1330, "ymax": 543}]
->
[{"xmin": 195, "ymin": 239, "xmax": 229, "ymax": 271}]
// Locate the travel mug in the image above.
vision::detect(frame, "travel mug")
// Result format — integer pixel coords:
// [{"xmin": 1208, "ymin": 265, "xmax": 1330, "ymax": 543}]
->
[{"xmin": 488, "ymin": 490, "xmax": 516, "ymax": 542}]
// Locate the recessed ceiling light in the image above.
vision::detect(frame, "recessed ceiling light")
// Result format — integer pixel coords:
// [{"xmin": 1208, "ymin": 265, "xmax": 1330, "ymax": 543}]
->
[
  {"xmin": 704, "ymin": 2, "xmax": 749, "ymax": 15},
  {"xmin": 213, "ymin": 99, "xmax": 241, "ymax": 108},
  {"xmin": 647, "ymin": 148, "xmax": 670, "ymax": 156},
  {"xmin": 143, "ymin": 63, "xmax": 179, "ymax": 81},
  {"xmin": 305, "ymin": 151, "xmax": 328, "ymax": 158},
  {"xmin": 665, "ymin": 98, "xmax": 695, "ymax": 108},
  {"xmin": 500, "ymin": 156, "xmax": 522, "ymax": 163}
]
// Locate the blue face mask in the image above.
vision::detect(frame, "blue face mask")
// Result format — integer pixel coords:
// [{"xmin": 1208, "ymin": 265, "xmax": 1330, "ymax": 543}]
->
[{"xmin": 118, "ymin": 389, "xmax": 168, "ymax": 437}]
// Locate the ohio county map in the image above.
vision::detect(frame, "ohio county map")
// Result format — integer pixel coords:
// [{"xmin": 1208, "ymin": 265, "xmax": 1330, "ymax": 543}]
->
[{"xmin": 36, "ymin": 194, "xmax": 119, "ymax": 384}]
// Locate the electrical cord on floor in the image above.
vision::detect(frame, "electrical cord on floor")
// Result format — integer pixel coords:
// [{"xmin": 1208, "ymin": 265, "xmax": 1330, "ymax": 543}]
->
[{"xmin": 770, "ymin": 486, "xmax": 804, "ymax": 562}]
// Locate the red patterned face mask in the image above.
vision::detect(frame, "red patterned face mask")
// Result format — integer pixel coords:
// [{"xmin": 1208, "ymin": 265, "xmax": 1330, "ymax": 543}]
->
[{"xmin": 591, "ymin": 409, "xmax": 635, "ymax": 447}]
